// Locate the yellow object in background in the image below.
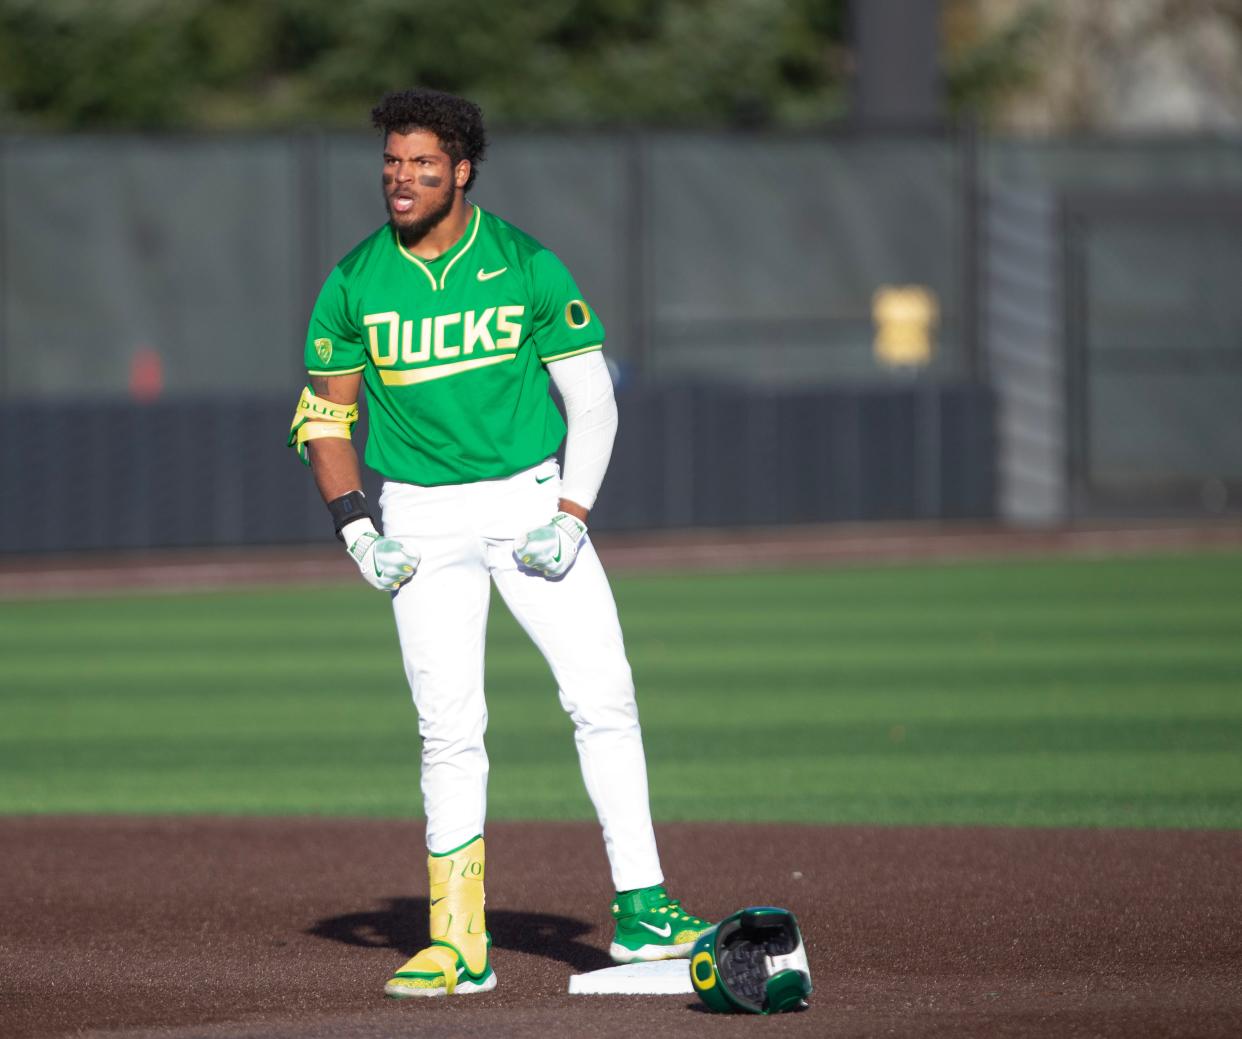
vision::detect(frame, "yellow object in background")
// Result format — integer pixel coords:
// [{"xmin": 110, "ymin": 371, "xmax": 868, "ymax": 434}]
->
[{"xmin": 872, "ymin": 285, "xmax": 939, "ymax": 368}]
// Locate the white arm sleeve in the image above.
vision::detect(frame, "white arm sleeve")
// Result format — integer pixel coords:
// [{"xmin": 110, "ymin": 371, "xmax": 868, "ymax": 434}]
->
[{"xmin": 547, "ymin": 350, "xmax": 618, "ymax": 512}]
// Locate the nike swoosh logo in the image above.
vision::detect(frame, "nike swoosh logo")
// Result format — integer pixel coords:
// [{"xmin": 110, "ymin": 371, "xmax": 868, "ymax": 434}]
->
[
  {"xmin": 430, "ymin": 897, "xmax": 446, "ymax": 906},
  {"xmin": 535, "ymin": 474, "xmax": 555, "ymax": 484},
  {"xmin": 638, "ymin": 920, "xmax": 672, "ymax": 938},
  {"xmin": 477, "ymin": 266, "xmax": 507, "ymax": 281}
]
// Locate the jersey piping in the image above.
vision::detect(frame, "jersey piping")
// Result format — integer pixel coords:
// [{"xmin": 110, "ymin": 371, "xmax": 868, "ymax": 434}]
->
[
  {"xmin": 306, "ymin": 362, "xmax": 367, "ymax": 377},
  {"xmin": 394, "ymin": 204, "xmax": 483, "ymax": 291},
  {"xmin": 542, "ymin": 343, "xmax": 604, "ymax": 364}
]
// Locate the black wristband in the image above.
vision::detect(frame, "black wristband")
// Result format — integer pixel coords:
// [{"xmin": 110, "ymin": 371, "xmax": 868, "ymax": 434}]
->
[{"xmin": 327, "ymin": 491, "xmax": 373, "ymax": 542}]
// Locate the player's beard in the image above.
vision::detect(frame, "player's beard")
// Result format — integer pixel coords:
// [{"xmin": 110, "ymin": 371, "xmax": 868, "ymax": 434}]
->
[{"xmin": 388, "ymin": 184, "xmax": 456, "ymax": 248}]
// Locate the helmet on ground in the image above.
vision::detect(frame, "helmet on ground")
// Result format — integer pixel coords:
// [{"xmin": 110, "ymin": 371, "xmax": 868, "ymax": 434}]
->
[{"xmin": 689, "ymin": 906, "xmax": 812, "ymax": 1014}]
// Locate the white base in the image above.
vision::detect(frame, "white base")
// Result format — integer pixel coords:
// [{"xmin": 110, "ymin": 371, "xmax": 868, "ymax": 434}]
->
[{"xmin": 568, "ymin": 959, "xmax": 693, "ymax": 995}]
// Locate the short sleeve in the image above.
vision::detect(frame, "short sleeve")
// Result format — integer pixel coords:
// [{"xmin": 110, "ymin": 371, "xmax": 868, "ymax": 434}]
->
[
  {"xmin": 304, "ymin": 267, "xmax": 367, "ymax": 375},
  {"xmin": 527, "ymin": 249, "xmax": 606, "ymax": 364}
]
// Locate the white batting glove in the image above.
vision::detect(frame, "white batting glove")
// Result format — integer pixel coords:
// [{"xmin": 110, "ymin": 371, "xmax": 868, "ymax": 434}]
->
[
  {"xmin": 341, "ymin": 518, "xmax": 420, "ymax": 591},
  {"xmin": 514, "ymin": 512, "xmax": 587, "ymax": 579}
]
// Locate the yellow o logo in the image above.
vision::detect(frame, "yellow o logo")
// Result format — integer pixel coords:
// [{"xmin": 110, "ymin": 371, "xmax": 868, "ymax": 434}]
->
[
  {"xmin": 691, "ymin": 951, "xmax": 716, "ymax": 990},
  {"xmin": 564, "ymin": 300, "xmax": 591, "ymax": 330}
]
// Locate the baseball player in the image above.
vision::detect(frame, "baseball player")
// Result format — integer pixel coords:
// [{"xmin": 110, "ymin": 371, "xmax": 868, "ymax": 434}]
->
[{"xmin": 289, "ymin": 89, "xmax": 711, "ymax": 998}]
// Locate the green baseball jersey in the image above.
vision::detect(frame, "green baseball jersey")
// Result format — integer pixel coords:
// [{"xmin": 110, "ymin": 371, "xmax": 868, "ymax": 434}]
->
[{"xmin": 303, "ymin": 204, "xmax": 605, "ymax": 485}]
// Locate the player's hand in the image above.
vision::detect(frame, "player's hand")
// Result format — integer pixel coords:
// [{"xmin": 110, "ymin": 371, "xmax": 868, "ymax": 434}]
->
[
  {"xmin": 341, "ymin": 518, "xmax": 420, "ymax": 591},
  {"xmin": 514, "ymin": 512, "xmax": 587, "ymax": 579}
]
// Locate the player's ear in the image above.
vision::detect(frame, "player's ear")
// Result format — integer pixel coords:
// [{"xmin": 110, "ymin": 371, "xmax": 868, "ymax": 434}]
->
[{"xmin": 455, "ymin": 159, "xmax": 471, "ymax": 189}]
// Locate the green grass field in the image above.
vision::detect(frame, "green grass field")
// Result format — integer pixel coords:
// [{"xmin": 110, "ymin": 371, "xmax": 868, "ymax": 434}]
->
[{"xmin": 2, "ymin": 551, "xmax": 1240, "ymax": 828}]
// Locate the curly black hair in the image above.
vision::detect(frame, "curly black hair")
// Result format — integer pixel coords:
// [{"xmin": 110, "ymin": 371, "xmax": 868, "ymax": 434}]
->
[{"xmin": 371, "ymin": 89, "xmax": 487, "ymax": 191}]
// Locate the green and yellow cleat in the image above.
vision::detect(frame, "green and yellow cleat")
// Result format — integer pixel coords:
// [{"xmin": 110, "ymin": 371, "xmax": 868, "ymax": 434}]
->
[
  {"xmin": 384, "ymin": 835, "xmax": 495, "ymax": 998},
  {"xmin": 383, "ymin": 939, "xmax": 497, "ymax": 998},
  {"xmin": 609, "ymin": 885, "xmax": 712, "ymax": 963}
]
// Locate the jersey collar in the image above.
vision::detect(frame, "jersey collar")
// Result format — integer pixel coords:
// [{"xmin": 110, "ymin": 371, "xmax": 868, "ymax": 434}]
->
[{"xmin": 393, "ymin": 203, "xmax": 483, "ymax": 292}]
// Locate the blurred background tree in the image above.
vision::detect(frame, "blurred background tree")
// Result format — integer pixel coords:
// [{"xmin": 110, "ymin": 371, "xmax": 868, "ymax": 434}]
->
[
  {"xmin": 943, "ymin": 0, "xmax": 1242, "ymax": 131},
  {"xmin": 1, "ymin": 0, "xmax": 1239, "ymax": 131},
  {"xmin": 0, "ymin": 0, "xmax": 850, "ymax": 129}
]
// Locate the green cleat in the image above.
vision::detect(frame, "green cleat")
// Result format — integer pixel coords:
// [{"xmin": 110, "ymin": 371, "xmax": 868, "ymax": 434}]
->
[{"xmin": 609, "ymin": 885, "xmax": 712, "ymax": 963}]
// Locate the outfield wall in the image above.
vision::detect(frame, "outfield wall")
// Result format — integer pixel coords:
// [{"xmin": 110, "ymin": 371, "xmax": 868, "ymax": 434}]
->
[
  {"xmin": 2, "ymin": 131, "xmax": 1238, "ymax": 534},
  {"xmin": 0, "ymin": 131, "xmax": 975, "ymax": 396}
]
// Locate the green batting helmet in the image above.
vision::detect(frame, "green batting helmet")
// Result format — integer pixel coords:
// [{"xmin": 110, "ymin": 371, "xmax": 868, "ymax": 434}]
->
[{"xmin": 689, "ymin": 906, "xmax": 812, "ymax": 1014}]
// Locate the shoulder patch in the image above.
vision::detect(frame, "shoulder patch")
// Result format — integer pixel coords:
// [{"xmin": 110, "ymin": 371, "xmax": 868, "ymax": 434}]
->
[
  {"xmin": 564, "ymin": 300, "xmax": 591, "ymax": 330},
  {"xmin": 314, "ymin": 338, "xmax": 333, "ymax": 365}
]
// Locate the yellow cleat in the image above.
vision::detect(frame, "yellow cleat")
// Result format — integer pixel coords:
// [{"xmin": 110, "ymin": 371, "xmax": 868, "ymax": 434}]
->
[
  {"xmin": 384, "ymin": 943, "xmax": 496, "ymax": 998},
  {"xmin": 384, "ymin": 835, "xmax": 496, "ymax": 998}
]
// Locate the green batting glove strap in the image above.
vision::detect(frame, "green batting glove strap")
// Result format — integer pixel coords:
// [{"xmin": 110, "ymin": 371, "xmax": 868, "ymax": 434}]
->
[
  {"xmin": 514, "ymin": 511, "xmax": 587, "ymax": 579},
  {"xmin": 343, "ymin": 518, "xmax": 420, "ymax": 592}
]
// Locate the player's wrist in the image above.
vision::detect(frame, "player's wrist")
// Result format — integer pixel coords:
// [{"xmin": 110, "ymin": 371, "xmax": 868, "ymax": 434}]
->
[
  {"xmin": 327, "ymin": 490, "xmax": 374, "ymax": 542},
  {"xmin": 557, "ymin": 499, "xmax": 589, "ymax": 524}
]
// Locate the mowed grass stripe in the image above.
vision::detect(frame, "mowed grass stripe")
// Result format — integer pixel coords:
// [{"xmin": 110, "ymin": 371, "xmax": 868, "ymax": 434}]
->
[{"xmin": 1, "ymin": 551, "xmax": 1240, "ymax": 825}]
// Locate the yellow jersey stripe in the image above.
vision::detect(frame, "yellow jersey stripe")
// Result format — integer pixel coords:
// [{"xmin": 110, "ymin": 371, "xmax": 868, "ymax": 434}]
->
[
  {"xmin": 393, "ymin": 205, "xmax": 482, "ymax": 292},
  {"xmin": 306, "ymin": 364, "xmax": 366, "ymax": 376},
  {"xmin": 541, "ymin": 343, "xmax": 603, "ymax": 364},
  {"xmin": 395, "ymin": 237, "xmax": 439, "ymax": 290},
  {"xmin": 379, "ymin": 353, "xmax": 516, "ymax": 386},
  {"xmin": 439, "ymin": 206, "xmax": 482, "ymax": 289}
]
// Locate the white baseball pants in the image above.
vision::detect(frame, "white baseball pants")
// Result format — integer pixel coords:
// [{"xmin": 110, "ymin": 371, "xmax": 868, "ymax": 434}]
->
[{"xmin": 378, "ymin": 458, "xmax": 664, "ymax": 893}]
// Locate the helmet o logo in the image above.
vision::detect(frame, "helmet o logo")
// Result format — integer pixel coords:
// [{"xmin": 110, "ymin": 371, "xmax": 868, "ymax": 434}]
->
[
  {"xmin": 691, "ymin": 951, "xmax": 716, "ymax": 990},
  {"xmin": 564, "ymin": 300, "xmax": 591, "ymax": 330}
]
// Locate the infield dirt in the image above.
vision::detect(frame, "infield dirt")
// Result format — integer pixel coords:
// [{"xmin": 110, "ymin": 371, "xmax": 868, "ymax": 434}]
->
[{"xmin": 3, "ymin": 817, "xmax": 1240, "ymax": 1039}]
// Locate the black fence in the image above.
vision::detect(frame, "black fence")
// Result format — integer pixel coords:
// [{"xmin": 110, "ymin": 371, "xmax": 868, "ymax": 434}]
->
[{"xmin": 3, "ymin": 382, "xmax": 994, "ymax": 554}]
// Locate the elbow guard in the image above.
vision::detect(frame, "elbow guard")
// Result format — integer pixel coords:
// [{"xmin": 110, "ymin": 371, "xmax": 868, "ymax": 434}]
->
[{"xmin": 287, "ymin": 386, "xmax": 359, "ymax": 465}]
